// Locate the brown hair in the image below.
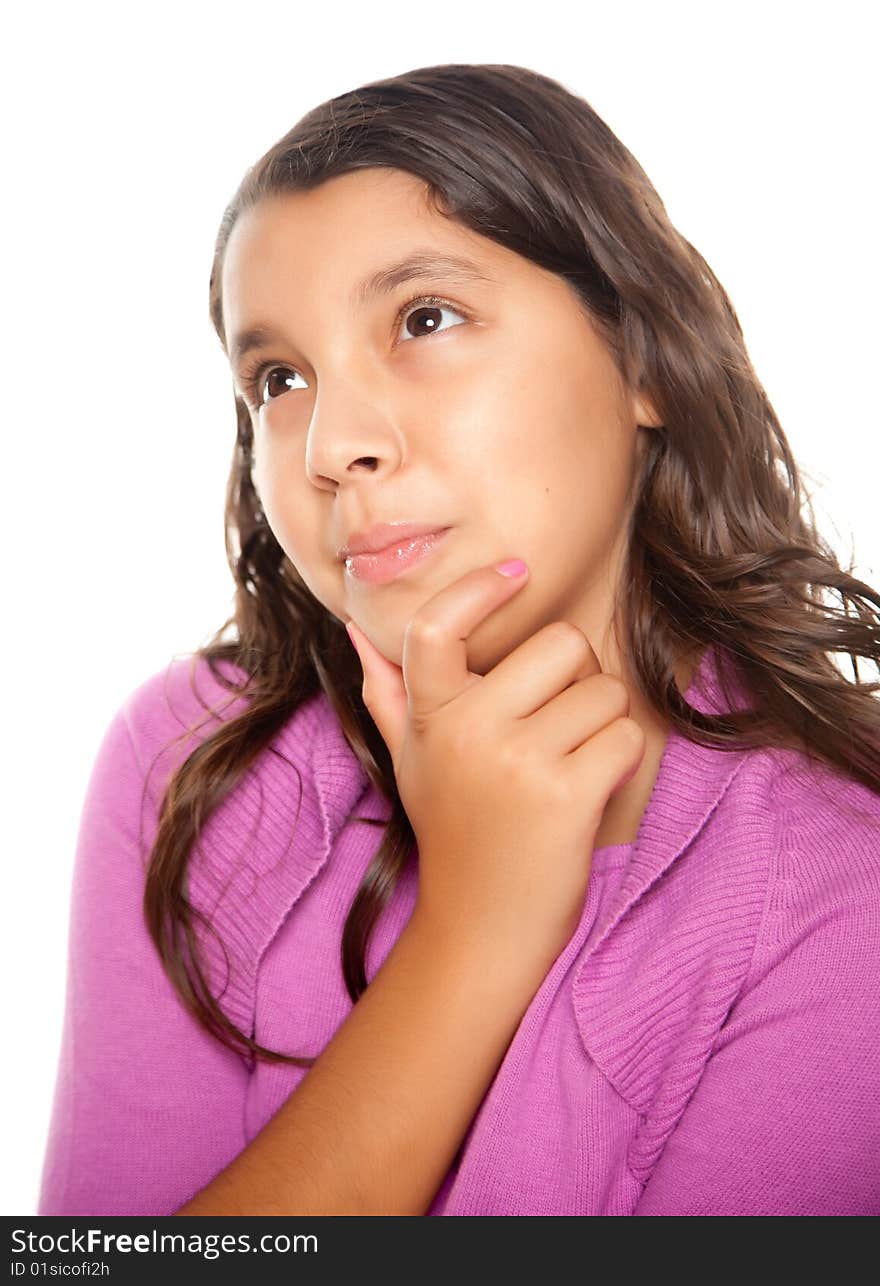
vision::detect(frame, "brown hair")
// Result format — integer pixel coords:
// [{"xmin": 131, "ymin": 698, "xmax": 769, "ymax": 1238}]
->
[{"xmin": 142, "ymin": 62, "xmax": 880, "ymax": 1068}]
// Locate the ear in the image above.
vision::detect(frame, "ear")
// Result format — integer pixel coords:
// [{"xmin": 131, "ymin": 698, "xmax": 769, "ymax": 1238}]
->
[{"xmin": 630, "ymin": 388, "xmax": 664, "ymax": 430}]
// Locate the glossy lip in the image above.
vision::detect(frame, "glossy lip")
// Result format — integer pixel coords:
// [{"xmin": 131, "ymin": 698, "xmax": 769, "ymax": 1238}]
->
[
  {"xmin": 344, "ymin": 528, "xmax": 453, "ymax": 585},
  {"xmin": 338, "ymin": 520, "xmax": 450, "ymax": 561}
]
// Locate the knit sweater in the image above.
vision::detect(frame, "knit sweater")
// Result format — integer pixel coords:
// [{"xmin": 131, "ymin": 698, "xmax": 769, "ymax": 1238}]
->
[{"xmin": 37, "ymin": 643, "xmax": 880, "ymax": 1216}]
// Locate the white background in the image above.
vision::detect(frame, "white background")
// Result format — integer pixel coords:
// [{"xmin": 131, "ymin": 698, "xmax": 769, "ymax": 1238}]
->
[{"xmin": 3, "ymin": 0, "xmax": 877, "ymax": 1215}]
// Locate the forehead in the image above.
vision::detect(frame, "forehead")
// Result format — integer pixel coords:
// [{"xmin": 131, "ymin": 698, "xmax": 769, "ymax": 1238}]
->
[
  {"xmin": 228, "ymin": 167, "xmax": 442, "ymax": 259},
  {"xmin": 221, "ymin": 168, "xmax": 525, "ymax": 336}
]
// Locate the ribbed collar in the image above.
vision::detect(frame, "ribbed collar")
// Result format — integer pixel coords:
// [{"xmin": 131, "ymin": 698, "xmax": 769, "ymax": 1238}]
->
[{"xmin": 583, "ymin": 641, "xmax": 755, "ymax": 954}]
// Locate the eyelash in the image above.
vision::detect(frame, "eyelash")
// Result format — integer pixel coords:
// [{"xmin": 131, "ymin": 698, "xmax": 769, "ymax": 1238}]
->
[{"xmin": 237, "ymin": 293, "xmax": 468, "ymax": 410}]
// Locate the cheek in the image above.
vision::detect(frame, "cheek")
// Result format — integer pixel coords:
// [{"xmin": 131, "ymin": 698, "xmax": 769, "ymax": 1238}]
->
[
  {"xmin": 543, "ymin": 372, "xmax": 636, "ymax": 505},
  {"xmin": 468, "ymin": 338, "xmax": 614, "ymax": 475},
  {"xmin": 250, "ymin": 467, "xmax": 316, "ymax": 577}
]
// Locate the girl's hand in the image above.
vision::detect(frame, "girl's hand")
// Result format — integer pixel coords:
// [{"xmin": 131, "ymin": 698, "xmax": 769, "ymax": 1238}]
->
[{"xmin": 346, "ymin": 560, "xmax": 646, "ymax": 970}]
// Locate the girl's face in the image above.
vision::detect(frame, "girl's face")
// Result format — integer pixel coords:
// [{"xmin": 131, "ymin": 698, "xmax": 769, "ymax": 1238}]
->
[{"xmin": 221, "ymin": 167, "xmax": 661, "ymax": 676}]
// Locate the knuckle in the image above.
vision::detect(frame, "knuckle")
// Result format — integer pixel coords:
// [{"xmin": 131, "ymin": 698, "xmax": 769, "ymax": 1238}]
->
[
  {"xmin": 497, "ymin": 732, "xmax": 537, "ymax": 783},
  {"xmin": 592, "ymin": 673, "xmax": 630, "ymax": 715},
  {"xmin": 616, "ymin": 716, "xmax": 646, "ymax": 748},
  {"xmin": 406, "ymin": 614, "xmax": 444, "ymax": 649},
  {"xmin": 547, "ymin": 619, "xmax": 589, "ymax": 652}
]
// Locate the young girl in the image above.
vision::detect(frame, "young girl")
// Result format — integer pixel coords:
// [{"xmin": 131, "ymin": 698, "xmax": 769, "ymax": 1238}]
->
[{"xmin": 38, "ymin": 62, "xmax": 880, "ymax": 1217}]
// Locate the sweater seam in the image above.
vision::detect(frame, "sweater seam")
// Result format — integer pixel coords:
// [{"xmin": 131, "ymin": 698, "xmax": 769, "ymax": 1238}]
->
[{"xmin": 728, "ymin": 755, "xmax": 782, "ymax": 1004}]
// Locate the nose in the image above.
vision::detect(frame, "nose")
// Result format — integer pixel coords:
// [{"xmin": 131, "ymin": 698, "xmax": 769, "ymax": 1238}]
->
[{"xmin": 304, "ymin": 387, "xmax": 404, "ymax": 489}]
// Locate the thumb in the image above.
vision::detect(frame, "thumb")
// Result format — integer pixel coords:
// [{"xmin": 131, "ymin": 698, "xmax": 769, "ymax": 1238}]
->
[{"xmin": 346, "ymin": 620, "xmax": 409, "ymax": 762}]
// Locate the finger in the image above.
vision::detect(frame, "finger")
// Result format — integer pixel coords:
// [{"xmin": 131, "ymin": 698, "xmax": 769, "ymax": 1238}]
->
[
  {"xmin": 564, "ymin": 716, "xmax": 646, "ymax": 799},
  {"xmin": 483, "ymin": 620, "xmax": 604, "ymax": 720},
  {"xmin": 346, "ymin": 620, "xmax": 409, "ymax": 763},
  {"xmin": 402, "ymin": 560, "xmax": 531, "ymax": 716},
  {"xmin": 525, "ymin": 671, "xmax": 631, "ymax": 756}
]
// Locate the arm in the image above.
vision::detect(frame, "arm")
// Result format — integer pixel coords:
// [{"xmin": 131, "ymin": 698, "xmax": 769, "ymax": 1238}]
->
[
  {"xmin": 40, "ymin": 685, "xmax": 547, "ymax": 1218},
  {"xmin": 175, "ymin": 912, "xmax": 548, "ymax": 1216},
  {"xmin": 634, "ymin": 893, "xmax": 880, "ymax": 1216},
  {"xmin": 38, "ymin": 705, "xmax": 252, "ymax": 1217}
]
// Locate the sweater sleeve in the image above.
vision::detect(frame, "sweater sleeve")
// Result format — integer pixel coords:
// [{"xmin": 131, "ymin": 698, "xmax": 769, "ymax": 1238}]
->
[
  {"xmin": 37, "ymin": 698, "xmax": 252, "ymax": 1217},
  {"xmin": 634, "ymin": 783, "xmax": 880, "ymax": 1217}
]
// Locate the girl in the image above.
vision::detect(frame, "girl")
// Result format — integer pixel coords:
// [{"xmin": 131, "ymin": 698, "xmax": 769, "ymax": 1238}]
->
[{"xmin": 38, "ymin": 62, "xmax": 880, "ymax": 1217}]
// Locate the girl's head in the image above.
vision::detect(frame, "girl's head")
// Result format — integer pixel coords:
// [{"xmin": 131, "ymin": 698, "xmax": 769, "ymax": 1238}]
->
[
  {"xmin": 148, "ymin": 63, "xmax": 878, "ymax": 1066},
  {"xmin": 220, "ymin": 167, "xmax": 663, "ymax": 679},
  {"xmin": 209, "ymin": 61, "xmax": 776, "ymax": 694}
]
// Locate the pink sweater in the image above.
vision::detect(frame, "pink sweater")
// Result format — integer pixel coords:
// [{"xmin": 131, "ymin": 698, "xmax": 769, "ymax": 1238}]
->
[{"xmin": 37, "ymin": 643, "xmax": 880, "ymax": 1216}]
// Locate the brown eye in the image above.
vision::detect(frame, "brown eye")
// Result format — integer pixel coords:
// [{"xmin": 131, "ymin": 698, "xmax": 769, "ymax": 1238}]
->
[
  {"xmin": 263, "ymin": 368, "xmax": 302, "ymax": 401},
  {"xmin": 240, "ymin": 363, "xmax": 306, "ymax": 409},
  {"xmin": 398, "ymin": 297, "xmax": 467, "ymax": 343},
  {"xmin": 239, "ymin": 294, "xmax": 469, "ymax": 410}
]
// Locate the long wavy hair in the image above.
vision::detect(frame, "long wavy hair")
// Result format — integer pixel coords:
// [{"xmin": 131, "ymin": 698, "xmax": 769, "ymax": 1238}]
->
[{"xmin": 142, "ymin": 62, "xmax": 880, "ymax": 1069}]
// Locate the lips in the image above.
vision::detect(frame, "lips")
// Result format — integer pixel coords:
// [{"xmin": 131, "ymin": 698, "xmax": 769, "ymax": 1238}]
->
[
  {"xmin": 338, "ymin": 521, "xmax": 451, "ymax": 561},
  {"xmin": 343, "ymin": 528, "xmax": 453, "ymax": 585}
]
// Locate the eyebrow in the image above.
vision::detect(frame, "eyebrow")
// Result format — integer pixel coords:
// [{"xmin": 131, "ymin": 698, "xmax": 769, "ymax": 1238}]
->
[{"xmin": 228, "ymin": 249, "xmax": 496, "ymax": 370}]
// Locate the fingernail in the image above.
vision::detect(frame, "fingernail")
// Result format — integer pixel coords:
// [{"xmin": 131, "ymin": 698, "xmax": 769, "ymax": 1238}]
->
[{"xmin": 495, "ymin": 558, "xmax": 528, "ymax": 578}]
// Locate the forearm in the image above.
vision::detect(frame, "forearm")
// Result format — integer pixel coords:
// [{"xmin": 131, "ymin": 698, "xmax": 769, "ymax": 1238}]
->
[{"xmin": 174, "ymin": 910, "xmax": 547, "ymax": 1216}]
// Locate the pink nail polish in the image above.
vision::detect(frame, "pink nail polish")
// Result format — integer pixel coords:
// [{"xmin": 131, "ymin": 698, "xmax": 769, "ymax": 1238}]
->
[{"xmin": 495, "ymin": 559, "xmax": 528, "ymax": 578}]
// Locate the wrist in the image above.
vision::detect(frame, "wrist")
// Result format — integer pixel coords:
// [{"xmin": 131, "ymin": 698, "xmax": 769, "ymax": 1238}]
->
[{"xmin": 403, "ymin": 901, "xmax": 557, "ymax": 998}]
